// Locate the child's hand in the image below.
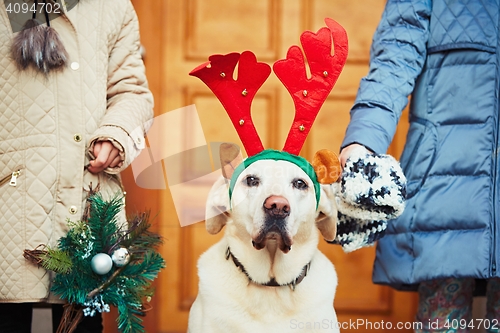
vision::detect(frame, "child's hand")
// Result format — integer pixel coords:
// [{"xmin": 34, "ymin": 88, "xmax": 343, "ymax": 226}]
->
[
  {"xmin": 339, "ymin": 144, "xmax": 371, "ymax": 168},
  {"xmin": 88, "ymin": 141, "xmax": 123, "ymax": 174}
]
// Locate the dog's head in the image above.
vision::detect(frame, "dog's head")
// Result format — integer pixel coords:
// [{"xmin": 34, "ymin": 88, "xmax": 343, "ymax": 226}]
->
[
  {"xmin": 205, "ymin": 144, "xmax": 339, "ymax": 253},
  {"xmin": 192, "ymin": 19, "xmax": 348, "ymax": 254}
]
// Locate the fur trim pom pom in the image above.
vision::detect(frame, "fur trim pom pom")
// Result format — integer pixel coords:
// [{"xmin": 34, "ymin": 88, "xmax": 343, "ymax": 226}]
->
[
  {"xmin": 11, "ymin": 19, "xmax": 46, "ymax": 70},
  {"xmin": 43, "ymin": 26, "xmax": 68, "ymax": 72},
  {"xmin": 11, "ymin": 19, "xmax": 68, "ymax": 74},
  {"xmin": 337, "ymin": 149, "xmax": 406, "ymax": 221}
]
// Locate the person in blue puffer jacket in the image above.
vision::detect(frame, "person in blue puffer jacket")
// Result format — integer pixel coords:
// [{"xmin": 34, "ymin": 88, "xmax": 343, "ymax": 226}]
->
[{"xmin": 339, "ymin": 0, "xmax": 500, "ymax": 331}]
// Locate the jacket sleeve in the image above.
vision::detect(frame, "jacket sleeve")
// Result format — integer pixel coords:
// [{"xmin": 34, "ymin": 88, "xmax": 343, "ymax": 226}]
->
[
  {"xmin": 341, "ymin": 0, "xmax": 431, "ymax": 154},
  {"xmin": 88, "ymin": 0, "xmax": 154, "ymax": 174}
]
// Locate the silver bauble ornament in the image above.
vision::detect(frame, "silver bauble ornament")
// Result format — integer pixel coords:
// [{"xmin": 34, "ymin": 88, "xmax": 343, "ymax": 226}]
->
[
  {"xmin": 90, "ymin": 253, "xmax": 113, "ymax": 275},
  {"xmin": 111, "ymin": 247, "xmax": 130, "ymax": 267}
]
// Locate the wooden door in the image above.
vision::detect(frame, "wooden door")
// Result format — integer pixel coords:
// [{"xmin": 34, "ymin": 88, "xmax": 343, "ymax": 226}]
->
[{"xmin": 110, "ymin": 1, "xmax": 417, "ymax": 332}]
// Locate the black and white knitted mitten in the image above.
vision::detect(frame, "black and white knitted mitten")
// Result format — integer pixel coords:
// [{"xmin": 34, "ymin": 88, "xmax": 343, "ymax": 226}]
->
[
  {"xmin": 333, "ymin": 213, "xmax": 388, "ymax": 253},
  {"xmin": 331, "ymin": 149, "xmax": 407, "ymax": 252}
]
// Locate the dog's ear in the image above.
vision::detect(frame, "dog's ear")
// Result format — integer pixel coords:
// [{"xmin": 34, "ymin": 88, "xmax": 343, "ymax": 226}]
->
[
  {"xmin": 220, "ymin": 142, "xmax": 243, "ymax": 180},
  {"xmin": 312, "ymin": 149, "xmax": 341, "ymax": 184},
  {"xmin": 205, "ymin": 143, "xmax": 242, "ymax": 234},
  {"xmin": 205, "ymin": 176, "xmax": 231, "ymax": 234},
  {"xmin": 312, "ymin": 149, "xmax": 340, "ymax": 241},
  {"xmin": 315, "ymin": 183, "xmax": 338, "ymax": 242}
]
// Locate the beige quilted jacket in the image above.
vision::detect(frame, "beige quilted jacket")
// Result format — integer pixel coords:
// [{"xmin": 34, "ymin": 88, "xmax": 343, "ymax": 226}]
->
[{"xmin": 0, "ymin": 0, "xmax": 153, "ymax": 302}]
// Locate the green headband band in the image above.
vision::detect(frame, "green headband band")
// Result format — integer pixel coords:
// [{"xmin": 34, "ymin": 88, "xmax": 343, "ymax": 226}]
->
[{"xmin": 228, "ymin": 149, "xmax": 320, "ymax": 208}]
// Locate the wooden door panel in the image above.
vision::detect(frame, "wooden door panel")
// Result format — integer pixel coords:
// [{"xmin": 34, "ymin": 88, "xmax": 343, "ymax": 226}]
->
[
  {"xmin": 113, "ymin": 1, "xmax": 419, "ymax": 333},
  {"xmin": 179, "ymin": 224, "xmax": 224, "ymax": 312},
  {"xmin": 307, "ymin": 98, "xmax": 352, "ymax": 155},
  {"xmin": 311, "ymin": 0, "xmax": 386, "ymax": 62},
  {"xmin": 186, "ymin": 0, "xmax": 280, "ymax": 61},
  {"xmin": 326, "ymin": 246, "xmax": 391, "ymax": 312}
]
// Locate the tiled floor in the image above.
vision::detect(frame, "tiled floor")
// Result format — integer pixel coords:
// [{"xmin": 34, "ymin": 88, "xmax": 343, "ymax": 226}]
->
[{"xmin": 32, "ymin": 307, "xmax": 52, "ymax": 333}]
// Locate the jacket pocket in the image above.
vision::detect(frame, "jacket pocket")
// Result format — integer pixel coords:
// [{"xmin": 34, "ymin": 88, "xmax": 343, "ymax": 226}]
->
[
  {"xmin": 400, "ymin": 118, "xmax": 437, "ymax": 198},
  {"xmin": 0, "ymin": 167, "xmax": 23, "ymax": 188}
]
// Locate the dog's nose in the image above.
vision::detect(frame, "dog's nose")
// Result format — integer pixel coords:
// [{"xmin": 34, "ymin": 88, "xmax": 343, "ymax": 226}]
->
[{"xmin": 263, "ymin": 195, "xmax": 290, "ymax": 218}]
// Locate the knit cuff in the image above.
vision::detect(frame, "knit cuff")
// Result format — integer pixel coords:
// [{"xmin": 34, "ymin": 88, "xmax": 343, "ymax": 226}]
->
[
  {"xmin": 329, "ymin": 214, "xmax": 387, "ymax": 253},
  {"xmin": 332, "ymin": 149, "xmax": 406, "ymax": 252}
]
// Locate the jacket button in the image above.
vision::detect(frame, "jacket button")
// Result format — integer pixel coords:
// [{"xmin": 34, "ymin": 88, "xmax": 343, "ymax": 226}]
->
[
  {"xmin": 74, "ymin": 134, "xmax": 82, "ymax": 142},
  {"xmin": 70, "ymin": 62, "xmax": 80, "ymax": 70},
  {"xmin": 69, "ymin": 206, "xmax": 78, "ymax": 214}
]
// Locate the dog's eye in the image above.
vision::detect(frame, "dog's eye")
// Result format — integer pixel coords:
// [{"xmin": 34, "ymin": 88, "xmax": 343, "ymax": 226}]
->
[
  {"xmin": 245, "ymin": 176, "xmax": 260, "ymax": 187},
  {"xmin": 292, "ymin": 178, "xmax": 308, "ymax": 190}
]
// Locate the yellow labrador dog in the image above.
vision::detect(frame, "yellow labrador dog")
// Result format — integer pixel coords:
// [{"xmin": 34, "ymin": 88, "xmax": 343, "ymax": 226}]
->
[{"xmin": 188, "ymin": 147, "xmax": 340, "ymax": 333}]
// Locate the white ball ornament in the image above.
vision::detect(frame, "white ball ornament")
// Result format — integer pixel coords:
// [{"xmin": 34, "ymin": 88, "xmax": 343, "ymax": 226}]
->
[
  {"xmin": 111, "ymin": 247, "xmax": 130, "ymax": 267},
  {"xmin": 90, "ymin": 253, "xmax": 113, "ymax": 275}
]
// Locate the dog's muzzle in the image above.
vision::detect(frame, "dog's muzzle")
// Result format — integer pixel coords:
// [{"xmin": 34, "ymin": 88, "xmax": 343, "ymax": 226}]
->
[{"xmin": 252, "ymin": 195, "xmax": 293, "ymax": 253}]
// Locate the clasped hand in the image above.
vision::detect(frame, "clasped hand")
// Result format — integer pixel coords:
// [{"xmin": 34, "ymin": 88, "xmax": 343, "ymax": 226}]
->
[{"xmin": 88, "ymin": 141, "xmax": 122, "ymax": 174}]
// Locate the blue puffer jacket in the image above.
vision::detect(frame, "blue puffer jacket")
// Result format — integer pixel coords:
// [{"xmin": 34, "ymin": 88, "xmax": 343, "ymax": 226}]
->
[{"xmin": 342, "ymin": 0, "xmax": 500, "ymax": 290}]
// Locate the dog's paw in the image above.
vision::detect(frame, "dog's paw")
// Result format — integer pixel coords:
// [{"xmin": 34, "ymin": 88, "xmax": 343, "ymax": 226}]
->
[{"xmin": 337, "ymin": 150, "xmax": 406, "ymax": 221}]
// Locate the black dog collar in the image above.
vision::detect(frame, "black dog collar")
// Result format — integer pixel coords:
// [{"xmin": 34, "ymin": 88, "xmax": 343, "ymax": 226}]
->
[{"xmin": 225, "ymin": 247, "xmax": 310, "ymax": 291}]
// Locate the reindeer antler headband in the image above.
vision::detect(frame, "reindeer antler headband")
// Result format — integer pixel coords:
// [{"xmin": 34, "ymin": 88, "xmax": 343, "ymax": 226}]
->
[{"xmin": 190, "ymin": 18, "xmax": 348, "ymax": 206}]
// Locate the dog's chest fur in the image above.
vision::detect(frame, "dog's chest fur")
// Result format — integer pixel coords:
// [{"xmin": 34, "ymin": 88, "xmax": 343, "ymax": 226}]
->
[{"xmin": 188, "ymin": 240, "xmax": 339, "ymax": 333}]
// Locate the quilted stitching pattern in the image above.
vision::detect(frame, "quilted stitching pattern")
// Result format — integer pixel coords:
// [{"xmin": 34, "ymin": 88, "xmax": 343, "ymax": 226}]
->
[
  {"xmin": 0, "ymin": 0, "xmax": 153, "ymax": 301},
  {"xmin": 0, "ymin": 8, "xmax": 26, "ymax": 300},
  {"xmin": 429, "ymin": 0, "xmax": 498, "ymax": 50},
  {"xmin": 343, "ymin": 0, "xmax": 499, "ymax": 155},
  {"xmin": 77, "ymin": 1, "xmax": 106, "ymax": 135},
  {"xmin": 341, "ymin": 0, "xmax": 500, "ymax": 287}
]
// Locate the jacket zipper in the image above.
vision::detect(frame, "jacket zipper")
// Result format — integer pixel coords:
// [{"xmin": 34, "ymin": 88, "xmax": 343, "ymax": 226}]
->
[
  {"xmin": 0, "ymin": 169, "xmax": 21, "ymax": 187},
  {"xmin": 493, "ymin": 16, "xmax": 500, "ymax": 277},
  {"xmin": 493, "ymin": 143, "xmax": 498, "ymax": 276},
  {"xmin": 493, "ymin": 107, "xmax": 498, "ymax": 276},
  {"xmin": 493, "ymin": 76, "xmax": 500, "ymax": 277}
]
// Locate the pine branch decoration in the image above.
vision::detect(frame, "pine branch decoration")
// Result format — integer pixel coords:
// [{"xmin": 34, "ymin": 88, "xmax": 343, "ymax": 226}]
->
[
  {"xmin": 24, "ymin": 193, "xmax": 166, "ymax": 333},
  {"xmin": 24, "ymin": 246, "xmax": 73, "ymax": 274}
]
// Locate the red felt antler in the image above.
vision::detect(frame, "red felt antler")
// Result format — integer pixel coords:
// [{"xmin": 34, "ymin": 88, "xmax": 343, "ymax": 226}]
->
[
  {"xmin": 273, "ymin": 18, "xmax": 348, "ymax": 155},
  {"xmin": 189, "ymin": 51, "xmax": 271, "ymax": 156}
]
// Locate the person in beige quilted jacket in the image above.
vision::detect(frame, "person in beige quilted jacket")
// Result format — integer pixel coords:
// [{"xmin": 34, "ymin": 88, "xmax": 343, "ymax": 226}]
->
[{"xmin": 0, "ymin": 0, "xmax": 154, "ymax": 332}]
